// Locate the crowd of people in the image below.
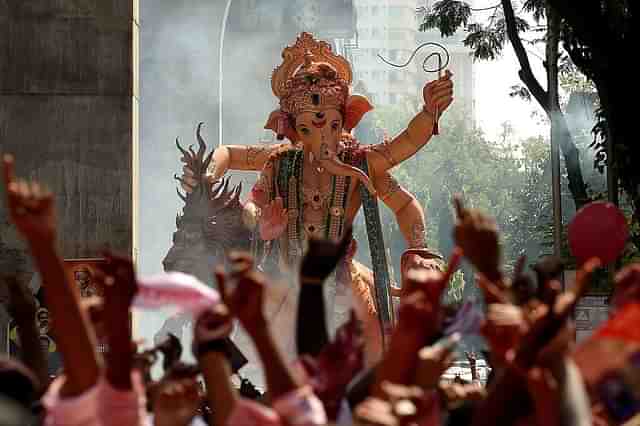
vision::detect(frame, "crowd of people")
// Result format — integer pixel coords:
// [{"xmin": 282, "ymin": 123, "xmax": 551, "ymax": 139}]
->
[{"xmin": 1, "ymin": 150, "xmax": 638, "ymax": 426}]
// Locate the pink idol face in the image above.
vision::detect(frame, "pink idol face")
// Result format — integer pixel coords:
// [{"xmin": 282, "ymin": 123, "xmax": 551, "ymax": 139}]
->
[{"xmin": 294, "ymin": 108, "xmax": 343, "ymax": 147}]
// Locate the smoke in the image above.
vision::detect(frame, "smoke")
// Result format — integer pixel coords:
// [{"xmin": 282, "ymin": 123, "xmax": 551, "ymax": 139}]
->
[{"xmin": 138, "ymin": 0, "xmax": 315, "ymax": 386}]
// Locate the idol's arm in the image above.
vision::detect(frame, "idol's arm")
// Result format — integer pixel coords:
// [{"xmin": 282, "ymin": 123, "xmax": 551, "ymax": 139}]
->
[
  {"xmin": 374, "ymin": 171, "xmax": 426, "ymax": 249},
  {"xmin": 373, "ymin": 171, "xmax": 429, "ymax": 297},
  {"xmin": 205, "ymin": 144, "xmax": 284, "ymax": 182},
  {"xmin": 366, "ymin": 111, "xmax": 437, "ymax": 173},
  {"xmin": 367, "ymin": 72, "xmax": 453, "ymax": 173}
]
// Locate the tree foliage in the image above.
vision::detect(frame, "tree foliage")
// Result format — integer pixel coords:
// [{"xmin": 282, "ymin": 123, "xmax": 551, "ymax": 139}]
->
[
  {"xmin": 419, "ymin": 1, "xmax": 472, "ymax": 36},
  {"xmin": 354, "ymin": 105, "xmax": 555, "ymax": 298},
  {"xmin": 418, "ymin": 0, "xmax": 591, "ymax": 212}
]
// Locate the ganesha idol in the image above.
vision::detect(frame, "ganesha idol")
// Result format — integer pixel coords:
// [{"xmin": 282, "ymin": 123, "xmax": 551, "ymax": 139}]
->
[{"xmin": 181, "ymin": 32, "xmax": 454, "ymax": 364}]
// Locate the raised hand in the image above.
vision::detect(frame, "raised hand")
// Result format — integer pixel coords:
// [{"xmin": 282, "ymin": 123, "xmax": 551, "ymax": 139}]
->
[
  {"xmin": 96, "ymin": 251, "xmax": 138, "ymax": 314},
  {"xmin": 513, "ymin": 257, "xmax": 600, "ymax": 369},
  {"xmin": 3, "ymin": 154, "xmax": 56, "ymax": 243},
  {"xmin": 94, "ymin": 251, "xmax": 138, "ymax": 390},
  {"xmin": 402, "ymin": 247, "xmax": 462, "ymax": 307},
  {"xmin": 215, "ymin": 253, "xmax": 302, "ymax": 400},
  {"xmin": 259, "ymin": 196, "xmax": 288, "ymax": 241},
  {"xmin": 453, "ymin": 195, "xmax": 502, "ymax": 282},
  {"xmin": 192, "ymin": 304, "xmax": 234, "ymax": 356},
  {"xmin": 374, "ymin": 252, "xmax": 460, "ymax": 395},
  {"xmin": 215, "ymin": 259, "xmax": 267, "ymax": 336},
  {"xmin": 300, "ymin": 228, "xmax": 353, "ymax": 284}
]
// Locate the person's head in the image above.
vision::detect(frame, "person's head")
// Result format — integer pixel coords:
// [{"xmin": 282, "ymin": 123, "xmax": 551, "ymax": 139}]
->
[{"xmin": 0, "ymin": 357, "xmax": 39, "ymax": 409}]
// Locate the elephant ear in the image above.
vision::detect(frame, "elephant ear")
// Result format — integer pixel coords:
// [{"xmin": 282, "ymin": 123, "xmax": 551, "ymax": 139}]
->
[
  {"xmin": 344, "ymin": 94, "xmax": 374, "ymax": 132},
  {"xmin": 265, "ymin": 109, "xmax": 299, "ymax": 143}
]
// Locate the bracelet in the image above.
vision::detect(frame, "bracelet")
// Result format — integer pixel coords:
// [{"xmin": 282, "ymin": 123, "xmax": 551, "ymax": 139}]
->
[{"xmin": 194, "ymin": 338, "xmax": 233, "ymax": 359}]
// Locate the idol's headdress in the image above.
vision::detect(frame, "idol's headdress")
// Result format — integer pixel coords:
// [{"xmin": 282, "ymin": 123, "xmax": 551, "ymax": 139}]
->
[{"xmin": 265, "ymin": 32, "xmax": 373, "ymax": 142}]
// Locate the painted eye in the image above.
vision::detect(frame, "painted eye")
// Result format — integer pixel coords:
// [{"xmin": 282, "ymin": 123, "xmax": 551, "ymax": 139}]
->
[
  {"xmin": 300, "ymin": 127, "xmax": 310, "ymax": 136},
  {"xmin": 331, "ymin": 121, "xmax": 340, "ymax": 131}
]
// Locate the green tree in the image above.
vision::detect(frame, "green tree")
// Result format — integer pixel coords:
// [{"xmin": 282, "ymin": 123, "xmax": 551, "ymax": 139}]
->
[
  {"xmin": 418, "ymin": 0, "xmax": 590, "ymax": 210},
  {"xmin": 354, "ymin": 104, "xmax": 554, "ymax": 297}
]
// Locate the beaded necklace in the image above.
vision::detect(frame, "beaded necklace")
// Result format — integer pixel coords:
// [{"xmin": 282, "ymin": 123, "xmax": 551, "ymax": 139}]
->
[{"xmin": 275, "ymin": 143, "xmax": 356, "ymax": 265}]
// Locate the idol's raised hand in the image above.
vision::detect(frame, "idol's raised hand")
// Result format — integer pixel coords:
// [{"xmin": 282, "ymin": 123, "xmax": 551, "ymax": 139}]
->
[
  {"xmin": 423, "ymin": 69, "xmax": 453, "ymax": 117},
  {"xmin": 259, "ymin": 196, "xmax": 288, "ymax": 241},
  {"xmin": 3, "ymin": 154, "xmax": 56, "ymax": 243}
]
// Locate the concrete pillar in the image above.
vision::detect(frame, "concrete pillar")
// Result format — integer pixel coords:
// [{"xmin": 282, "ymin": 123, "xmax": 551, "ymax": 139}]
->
[{"xmin": 0, "ymin": 1, "xmax": 138, "ymax": 352}]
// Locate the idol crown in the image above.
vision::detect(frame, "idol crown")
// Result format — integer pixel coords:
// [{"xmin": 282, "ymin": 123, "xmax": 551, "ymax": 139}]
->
[{"xmin": 271, "ymin": 32, "xmax": 353, "ymax": 116}]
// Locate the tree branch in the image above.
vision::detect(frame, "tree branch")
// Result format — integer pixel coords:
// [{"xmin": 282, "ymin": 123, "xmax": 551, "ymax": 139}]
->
[
  {"xmin": 548, "ymin": 5, "xmax": 590, "ymax": 209},
  {"xmin": 501, "ymin": 0, "xmax": 548, "ymax": 111}
]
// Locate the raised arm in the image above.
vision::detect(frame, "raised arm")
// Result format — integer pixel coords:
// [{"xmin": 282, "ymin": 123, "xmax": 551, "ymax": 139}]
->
[
  {"xmin": 181, "ymin": 144, "xmax": 284, "ymax": 192},
  {"xmin": 97, "ymin": 252, "xmax": 138, "ymax": 391},
  {"xmin": 209, "ymin": 144, "xmax": 279, "ymax": 179},
  {"xmin": 193, "ymin": 303, "xmax": 238, "ymax": 426},
  {"xmin": 372, "ymin": 170, "xmax": 443, "ymax": 288},
  {"xmin": 3, "ymin": 154, "xmax": 100, "ymax": 396},
  {"xmin": 296, "ymin": 233, "xmax": 352, "ymax": 357},
  {"xmin": 367, "ymin": 71, "xmax": 453, "ymax": 174},
  {"xmin": 220, "ymin": 257, "xmax": 303, "ymax": 400}
]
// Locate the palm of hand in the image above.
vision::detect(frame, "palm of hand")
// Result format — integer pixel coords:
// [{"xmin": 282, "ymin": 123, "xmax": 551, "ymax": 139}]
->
[{"xmin": 259, "ymin": 197, "xmax": 288, "ymax": 241}]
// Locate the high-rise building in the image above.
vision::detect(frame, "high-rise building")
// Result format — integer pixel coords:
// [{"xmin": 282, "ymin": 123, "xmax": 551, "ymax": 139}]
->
[{"xmin": 350, "ymin": 0, "xmax": 474, "ymax": 122}]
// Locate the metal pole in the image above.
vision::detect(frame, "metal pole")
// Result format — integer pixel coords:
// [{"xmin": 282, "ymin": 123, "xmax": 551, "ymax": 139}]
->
[
  {"xmin": 551, "ymin": 122, "xmax": 563, "ymax": 257},
  {"xmin": 547, "ymin": 6, "xmax": 563, "ymax": 286},
  {"xmin": 218, "ymin": 0, "xmax": 234, "ymax": 147}
]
